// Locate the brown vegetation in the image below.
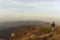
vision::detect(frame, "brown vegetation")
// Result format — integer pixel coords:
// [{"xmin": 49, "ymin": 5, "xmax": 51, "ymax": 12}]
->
[{"xmin": 9, "ymin": 25, "xmax": 60, "ymax": 40}]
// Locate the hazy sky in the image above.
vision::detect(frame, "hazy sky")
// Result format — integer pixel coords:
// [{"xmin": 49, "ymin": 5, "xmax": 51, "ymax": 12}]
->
[{"xmin": 0, "ymin": 0, "xmax": 60, "ymax": 21}]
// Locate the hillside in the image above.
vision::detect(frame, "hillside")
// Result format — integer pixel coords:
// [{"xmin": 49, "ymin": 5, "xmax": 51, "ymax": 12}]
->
[
  {"xmin": 10, "ymin": 25, "xmax": 60, "ymax": 40},
  {"xmin": 0, "ymin": 25, "xmax": 60, "ymax": 40}
]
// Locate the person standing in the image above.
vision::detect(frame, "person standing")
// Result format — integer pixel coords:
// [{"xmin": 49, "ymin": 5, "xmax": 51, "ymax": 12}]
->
[{"xmin": 51, "ymin": 22, "xmax": 55, "ymax": 32}]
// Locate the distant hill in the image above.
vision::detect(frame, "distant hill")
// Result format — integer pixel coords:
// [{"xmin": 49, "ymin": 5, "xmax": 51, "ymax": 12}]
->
[{"xmin": 0, "ymin": 21, "xmax": 47, "ymax": 30}]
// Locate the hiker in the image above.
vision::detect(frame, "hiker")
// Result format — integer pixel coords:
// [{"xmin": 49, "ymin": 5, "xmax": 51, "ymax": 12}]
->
[{"xmin": 51, "ymin": 22, "xmax": 55, "ymax": 32}]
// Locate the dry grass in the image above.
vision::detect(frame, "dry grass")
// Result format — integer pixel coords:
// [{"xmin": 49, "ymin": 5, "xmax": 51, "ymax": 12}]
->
[{"xmin": 10, "ymin": 25, "xmax": 60, "ymax": 40}]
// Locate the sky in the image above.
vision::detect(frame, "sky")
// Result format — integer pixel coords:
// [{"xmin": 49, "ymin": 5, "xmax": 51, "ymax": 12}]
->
[{"xmin": 0, "ymin": 0, "xmax": 60, "ymax": 22}]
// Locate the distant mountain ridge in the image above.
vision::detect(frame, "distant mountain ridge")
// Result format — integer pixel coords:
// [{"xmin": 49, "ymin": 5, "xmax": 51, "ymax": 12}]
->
[{"xmin": 0, "ymin": 21, "xmax": 47, "ymax": 30}]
